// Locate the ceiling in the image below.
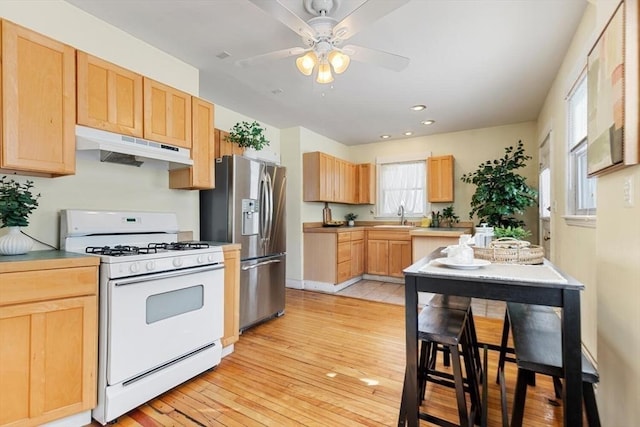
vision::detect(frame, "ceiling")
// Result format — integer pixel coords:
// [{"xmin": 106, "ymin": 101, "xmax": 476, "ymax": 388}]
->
[{"xmin": 64, "ymin": 0, "xmax": 587, "ymax": 146}]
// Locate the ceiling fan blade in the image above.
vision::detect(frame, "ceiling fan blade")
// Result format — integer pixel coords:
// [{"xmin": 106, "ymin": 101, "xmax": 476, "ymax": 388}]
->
[
  {"xmin": 332, "ymin": 0, "xmax": 409, "ymax": 42},
  {"xmin": 248, "ymin": 0, "xmax": 316, "ymax": 41},
  {"xmin": 236, "ymin": 47, "xmax": 306, "ymax": 68},
  {"xmin": 342, "ymin": 44, "xmax": 410, "ymax": 72}
]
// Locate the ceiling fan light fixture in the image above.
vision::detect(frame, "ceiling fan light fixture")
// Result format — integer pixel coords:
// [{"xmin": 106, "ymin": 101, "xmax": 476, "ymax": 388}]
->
[
  {"xmin": 316, "ymin": 62, "xmax": 334, "ymax": 84},
  {"xmin": 296, "ymin": 51, "xmax": 318, "ymax": 76},
  {"xmin": 328, "ymin": 50, "xmax": 350, "ymax": 74}
]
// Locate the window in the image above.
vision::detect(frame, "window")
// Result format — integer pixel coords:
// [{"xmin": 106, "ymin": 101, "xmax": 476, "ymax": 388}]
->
[
  {"xmin": 567, "ymin": 72, "xmax": 596, "ymax": 216},
  {"xmin": 377, "ymin": 160, "xmax": 426, "ymax": 217}
]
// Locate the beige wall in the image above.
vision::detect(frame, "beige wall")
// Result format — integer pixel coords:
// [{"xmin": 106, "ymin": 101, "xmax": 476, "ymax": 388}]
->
[
  {"xmin": 349, "ymin": 121, "xmax": 539, "ymax": 239},
  {"xmin": 537, "ymin": 1, "xmax": 640, "ymax": 424}
]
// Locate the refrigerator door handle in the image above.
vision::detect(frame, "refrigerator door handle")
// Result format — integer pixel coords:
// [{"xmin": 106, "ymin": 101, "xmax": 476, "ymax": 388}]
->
[
  {"xmin": 265, "ymin": 171, "xmax": 274, "ymax": 242},
  {"xmin": 241, "ymin": 259, "xmax": 282, "ymax": 271},
  {"xmin": 259, "ymin": 173, "xmax": 267, "ymax": 243}
]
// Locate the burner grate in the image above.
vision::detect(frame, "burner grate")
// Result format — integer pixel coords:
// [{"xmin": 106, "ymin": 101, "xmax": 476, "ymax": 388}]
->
[
  {"xmin": 86, "ymin": 245, "xmax": 158, "ymax": 256},
  {"xmin": 147, "ymin": 242, "xmax": 210, "ymax": 251}
]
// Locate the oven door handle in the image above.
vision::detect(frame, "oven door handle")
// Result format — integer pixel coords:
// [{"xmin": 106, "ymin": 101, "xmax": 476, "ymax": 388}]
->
[
  {"xmin": 112, "ymin": 264, "xmax": 224, "ymax": 286},
  {"xmin": 241, "ymin": 259, "xmax": 281, "ymax": 271}
]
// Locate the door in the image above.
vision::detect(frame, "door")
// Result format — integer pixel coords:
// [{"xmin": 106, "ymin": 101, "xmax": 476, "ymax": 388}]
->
[
  {"xmin": 231, "ymin": 156, "xmax": 263, "ymax": 260},
  {"xmin": 108, "ymin": 265, "xmax": 223, "ymax": 384},
  {"xmin": 239, "ymin": 254, "xmax": 286, "ymax": 330},
  {"xmin": 539, "ymin": 133, "xmax": 552, "ymax": 259}
]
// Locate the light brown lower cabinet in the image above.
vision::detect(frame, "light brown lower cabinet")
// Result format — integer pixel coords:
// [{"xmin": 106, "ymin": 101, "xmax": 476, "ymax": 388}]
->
[
  {"xmin": 366, "ymin": 230, "xmax": 412, "ymax": 278},
  {"xmin": 222, "ymin": 245, "xmax": 240, "ymax": 348},
  {"xmin": 0, "ymin": 257, "xmax": 99, "ymax": 427},
  {"xmin": 304, "ymin": 229, "xmax": 365, "ymax": 285}
]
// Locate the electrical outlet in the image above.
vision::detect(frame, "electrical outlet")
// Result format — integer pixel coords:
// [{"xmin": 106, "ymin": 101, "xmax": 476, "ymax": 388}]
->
[{"xmin": 623, "ymin": 176, "xmax": 634, "ymax": 208}]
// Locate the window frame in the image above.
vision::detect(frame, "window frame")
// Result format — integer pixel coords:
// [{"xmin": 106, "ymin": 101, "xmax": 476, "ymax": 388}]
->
[
  {"xmin": 566, "ymin": 70, "xmax": 597, "ymax": 220},
  {"xmin": 375, "ymin": 156, "xmax": 429, "ymax": 219}
]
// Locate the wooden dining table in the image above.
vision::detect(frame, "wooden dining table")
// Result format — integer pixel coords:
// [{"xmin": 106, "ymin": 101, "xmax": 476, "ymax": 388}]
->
[{"xmin": 398, "ymin": 249, "xmax": 585, "ymax": 427}]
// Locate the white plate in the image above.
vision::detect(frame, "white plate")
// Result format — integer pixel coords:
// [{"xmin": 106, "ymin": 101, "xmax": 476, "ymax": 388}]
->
[{"xmin": 434, "ymin": 257, "xmax": 491, "ymax": 270}]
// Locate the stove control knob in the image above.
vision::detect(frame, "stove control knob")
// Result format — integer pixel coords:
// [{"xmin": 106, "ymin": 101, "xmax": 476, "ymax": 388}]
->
[
  {"xmin": 197, "ymin": 255, "xmax": 204, "ymax": 264},
  {"xmin": 130, "ymin": 263, "xmax": 140, "ymax": 274},
  {"xmin": 146, "ymin": 261, "xmax": 156, "ymax": 271},
  {"xmin": 208, "ymin": 254, "xmax": 217, "ymax": 263},
  {"xmin": 173, "ymin": 258, "xmax": 184, "ymax": 268}
]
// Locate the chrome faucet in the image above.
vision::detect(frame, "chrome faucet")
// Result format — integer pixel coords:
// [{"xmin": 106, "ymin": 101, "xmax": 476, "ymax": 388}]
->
[{"xmin": 397, "ymin": 203, "xmax": 406, "ymax": 225}]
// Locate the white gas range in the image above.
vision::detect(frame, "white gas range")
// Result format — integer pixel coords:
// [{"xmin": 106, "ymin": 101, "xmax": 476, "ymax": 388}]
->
[{"xmin": 60, "ymin": 209, "xmax": 225, "ymax": 425}]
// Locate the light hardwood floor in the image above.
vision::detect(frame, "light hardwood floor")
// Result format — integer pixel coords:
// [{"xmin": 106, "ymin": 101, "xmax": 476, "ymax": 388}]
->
[{"xmin": 87, "ymin": 289, "xmax": 569, "ymax": 426}]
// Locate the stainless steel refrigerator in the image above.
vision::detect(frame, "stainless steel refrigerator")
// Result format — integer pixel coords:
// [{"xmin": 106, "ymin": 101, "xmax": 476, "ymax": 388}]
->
[{"xmin": 200, "ymin": 155, "xmax": 286, "ymax": 331}]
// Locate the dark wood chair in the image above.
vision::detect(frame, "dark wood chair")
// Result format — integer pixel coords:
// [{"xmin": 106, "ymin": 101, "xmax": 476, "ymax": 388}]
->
[{"xmin": 497, "ymin": 302, "xmax": 600, "ymax": 427}]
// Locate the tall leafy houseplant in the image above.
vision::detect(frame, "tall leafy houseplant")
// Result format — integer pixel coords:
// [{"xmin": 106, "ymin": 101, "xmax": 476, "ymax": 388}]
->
[
  {"xmin": 460, "ymin": 140, "xmax": 537, "ymax": 228},
  {"xmin": 225, "ymin": 121, "xmax": 270, "ymax": 151}
]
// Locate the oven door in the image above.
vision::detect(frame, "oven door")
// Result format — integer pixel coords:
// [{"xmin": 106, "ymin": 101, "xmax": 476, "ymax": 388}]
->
[{"xmin": 107, "ymin": 264, "xmax": 224, "ymax": 385}]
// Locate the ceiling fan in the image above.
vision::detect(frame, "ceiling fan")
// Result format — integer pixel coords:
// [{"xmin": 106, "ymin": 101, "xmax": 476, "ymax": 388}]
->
[{"xmin": 238, "ymin": 0, "xmax": 410, "ymax": 83}]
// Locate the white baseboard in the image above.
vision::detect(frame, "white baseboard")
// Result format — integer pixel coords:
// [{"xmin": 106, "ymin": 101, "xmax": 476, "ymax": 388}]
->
[
  {"xmin": 221, "ymin": 344, "xmax": 235, "ymax": 358},
  {"xmin": 302, "ymin": 276, "xmax": 361, "ymax": 293},
  {"xmin": 286, "ymin": 278, "xmax": 304, "ymax": 289}
]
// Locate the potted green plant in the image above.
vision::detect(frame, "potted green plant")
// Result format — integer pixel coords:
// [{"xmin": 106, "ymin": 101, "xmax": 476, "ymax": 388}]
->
[
  {"xmin": 441, "ymin": 205, "xmax": 459, "ymax": 228},
  {"xmin": 460, "ymin": 140, "xmax": 537, "ymax": 228},
  {"xmin": 345, "ymin": 212, "xmax": 357, "ymax": 227},
  {"xmin": 494, "ymin": 225, "xmax": 532, "ymax": 240},
  {"xmin": 224, "ymin": 121, "xmax": 270, "ymax": 151},
  {"xmin": 0, "ymin": 176, "xmax": 40, "ymax": 255}
]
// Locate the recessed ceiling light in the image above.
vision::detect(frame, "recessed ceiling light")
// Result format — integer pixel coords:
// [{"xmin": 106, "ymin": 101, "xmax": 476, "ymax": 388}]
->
[
  {"xmin": 380, "ymin": 135, "xmax": 391, "ymax": 139},
  {"xmin": 404, "ymin": 131, "xmax": 413, "ymax": 136},
  {"xmin": 410, "ymin": 105, "xmax": 426, "ymax": 111},
  {"xmin": 421, "ymin": 120, "xmax": 435, "ymax": 125}
]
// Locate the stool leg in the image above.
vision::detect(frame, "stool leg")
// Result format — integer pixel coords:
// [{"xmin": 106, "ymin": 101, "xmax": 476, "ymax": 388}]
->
[
  {"xmin": 418, "ymin": 340, "xmax": 430, "ymax": 401},
  {"xmin": 552, "ymin": 376, "xmax": 563, "ymax": 399},
  {"xmin": 467, "ymin": 306, "xmax": 483, "ymax": 380},
  {"xmin": 442, "ymin": 345, "xmax": 451, "ymax": 367},
  {"xmin": 496, "ymin": 309, "xmax": 510, "ymax": 384},
  {"xmin": 450, "ymin": 344, "xmax": 470, "ymax": 427},
  {"xmin": 583, "ymin": 382, "xmax": 601, "ymax": 427},
  {"xmin": 510, "ymin": 369, "xmax": 532, "ymax": 427},
  {"xmin": 461, "ymin": 325, "xmax": 482, "ymax": 425}
]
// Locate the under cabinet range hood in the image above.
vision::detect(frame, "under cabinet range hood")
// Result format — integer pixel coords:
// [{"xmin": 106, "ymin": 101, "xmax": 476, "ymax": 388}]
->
[{"xmin": 75, "ymin": 125, "xmax": 193, "ymax": 167}]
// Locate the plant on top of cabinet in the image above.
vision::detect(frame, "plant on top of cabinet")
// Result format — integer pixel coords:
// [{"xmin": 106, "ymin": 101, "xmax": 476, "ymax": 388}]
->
[
  {"xmin": 225, "ymin": 121, "xmax": 270, "ymax": 151},
  {"xmin": 461, "ymin": 140, "xmax": 537, "ymax": 228},
  {"xmin": 0, "ymin": 176, "xmax": 40, "ymax": 227}
]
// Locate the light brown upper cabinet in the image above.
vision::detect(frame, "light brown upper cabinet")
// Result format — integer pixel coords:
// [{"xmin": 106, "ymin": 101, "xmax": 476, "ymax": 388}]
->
[
  {"xmin": 143, "ymin": 78, "xmax": 192, "ymax": 148},
  {"xmin": 169, "ymin": 97, "xmax": 215, "ymax": 189},
  {"xmin": 76, "ymin": 52, "xmax": 143, "ymax": 137},
  {"xmin": 303, "ymin": 151, "xmax": 335, "ymax": 202},
  {"xmin": 0, "ymin": 20, "xmax": 76, "ymax": 177},
  {"xmin": 215, "ymin": 128, "xmax": 245, "ymax": 158},
  {"xmin": 357, "ymin": 163, "xmax": 376, "ymax": 204},
  {"xmin": 303, "ymin": 151, "xmax": 374, "ymax": 204},
  {"xmin": 428, "ymin": 155, "xmax": 454, "ymax": 203}
]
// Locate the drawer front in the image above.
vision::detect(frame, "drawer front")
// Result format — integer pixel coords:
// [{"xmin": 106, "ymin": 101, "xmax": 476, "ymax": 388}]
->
[
  {"xmin": 337, "ymin": 261, "xmax": 351, "ymax": 283},
  {"xmin": 350, "ymin": 230, "xmax": 365, "ymax": 241},
  {"xmin": 337, "ymin": 232, "xmax": 351, "ymax": 243},
  {"xmin": 337, "ymin": 242, "xmax": 351, "ymax": 263},
  {"xmin": 0, "ymin": 267, "xmax": 98, "ymax": 306},
  {"xmin": 366, "ymin": 230, "xmax": 411, "ymax": 241}
]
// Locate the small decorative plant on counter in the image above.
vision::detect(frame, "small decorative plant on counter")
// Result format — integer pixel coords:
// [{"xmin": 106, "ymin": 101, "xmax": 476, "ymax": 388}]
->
[
  {"xmin": 440, "ymin": 205, "xmax": 460, "ymax": 228},
  {"xmin": 345, "ymin": 212, "xmax": 358, "ymax": 226},
  {"xmin": 460, "ymin": 140, "xmax": 537, "ymax": 228},
  {"xmin": 0, "ymin": 176, "xmax": 41, "ymax": 255},
  {"xmin": 224, "ymin": 121, "xmax": 270, "ymax": 151}
]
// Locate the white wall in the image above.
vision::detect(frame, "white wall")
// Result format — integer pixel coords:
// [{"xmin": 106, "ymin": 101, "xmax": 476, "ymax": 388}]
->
[{"xmin": 537, "ymin": 1, "xmax": 640, "ymax": 424}]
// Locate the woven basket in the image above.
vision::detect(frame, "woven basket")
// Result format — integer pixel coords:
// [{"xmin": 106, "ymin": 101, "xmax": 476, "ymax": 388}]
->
[{"xmin": 473, "ymin": 238, "xmax": 545, "ymax": 265}]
